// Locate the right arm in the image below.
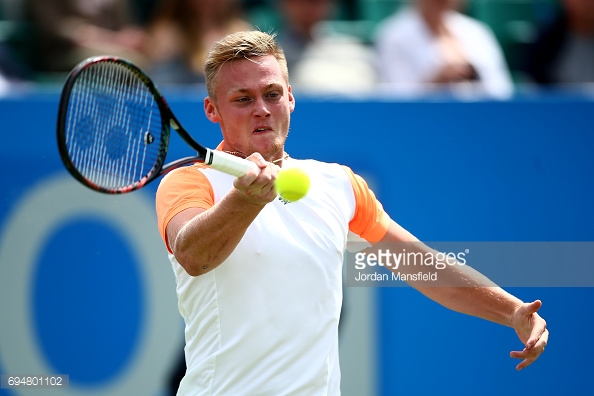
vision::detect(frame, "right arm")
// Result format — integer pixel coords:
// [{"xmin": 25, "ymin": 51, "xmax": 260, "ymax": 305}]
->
[{"xmin": 166, "ymin": 154, "xmax": 278, "ymax": 276}]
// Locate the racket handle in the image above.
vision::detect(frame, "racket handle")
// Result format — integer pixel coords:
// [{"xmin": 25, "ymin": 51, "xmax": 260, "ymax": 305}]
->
[{"xmin": 205, "ymin": 149, "xmax": 259, "ymax": 177}]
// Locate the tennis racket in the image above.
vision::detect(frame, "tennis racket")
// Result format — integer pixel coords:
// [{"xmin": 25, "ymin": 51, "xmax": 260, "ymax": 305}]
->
[{"xmin": 57, "ymin": 56, "xmax": 258, "ymax": 194}]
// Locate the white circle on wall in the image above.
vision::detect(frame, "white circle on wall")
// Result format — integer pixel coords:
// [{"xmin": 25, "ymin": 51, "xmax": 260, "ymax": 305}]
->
[{"xmin": 0, "ymin": 174, "xmax": 183, "ymax": 396}]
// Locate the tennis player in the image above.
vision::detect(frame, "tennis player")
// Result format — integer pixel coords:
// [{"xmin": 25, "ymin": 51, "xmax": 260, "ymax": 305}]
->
[{"xmin": 155, "ymin": 30, "xmax": 548, "ymax": 395}]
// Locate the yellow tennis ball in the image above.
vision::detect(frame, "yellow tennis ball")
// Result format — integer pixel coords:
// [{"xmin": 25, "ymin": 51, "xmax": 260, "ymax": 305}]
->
[{"xmin": 275, "ymin": 167, "xmax": 310, "ymax": 202}]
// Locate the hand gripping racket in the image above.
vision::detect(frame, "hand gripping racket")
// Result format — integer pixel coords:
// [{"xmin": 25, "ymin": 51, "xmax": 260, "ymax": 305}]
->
[{"xmin": 57, "ymin": 56, "xmax": 258, "ymax": 194}]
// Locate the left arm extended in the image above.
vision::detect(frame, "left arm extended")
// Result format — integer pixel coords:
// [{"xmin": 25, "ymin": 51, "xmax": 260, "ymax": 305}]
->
[{"xmin": 380, "ymin": 221, "xmax": 549, "ymax": 370}]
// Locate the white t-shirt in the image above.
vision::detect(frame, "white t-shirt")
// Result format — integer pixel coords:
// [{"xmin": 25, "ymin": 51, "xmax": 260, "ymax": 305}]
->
[
  {"xmin": 156, "ymin": 157, "xmax": 390, "ymax": 395},
  {"xmin": 374, "ymin": 6, "xmax": 513, "ymax": 99}
]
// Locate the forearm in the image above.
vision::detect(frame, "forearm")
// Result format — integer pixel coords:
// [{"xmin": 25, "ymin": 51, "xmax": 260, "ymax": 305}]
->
[
  {"xmin": 413, "ymin": 263, "xmax": 523, "ymax": 327},
  {"xmin": 381, "ymin": 221, "xmax": 523, "ymax": 326},
  {"xmin": 173, "ymin": 189, "xmax": 266, "ymax": 276}
]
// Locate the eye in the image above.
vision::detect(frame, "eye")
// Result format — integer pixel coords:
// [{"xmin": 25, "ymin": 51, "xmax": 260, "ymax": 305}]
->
[{"xmin": 267, "ymin": 92, "xmax": 280, "ymax": 100}]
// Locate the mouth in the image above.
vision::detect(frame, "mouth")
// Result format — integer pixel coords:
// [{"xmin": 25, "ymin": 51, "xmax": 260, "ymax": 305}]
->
[{"xmin": 253, "ymin": 126, "xmax": 272, "ymax": 134}]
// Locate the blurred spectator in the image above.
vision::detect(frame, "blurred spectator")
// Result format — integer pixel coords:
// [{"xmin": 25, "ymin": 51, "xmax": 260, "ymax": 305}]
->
[
  {"xmin": 275, "ymin": 0, "xmax": 377, "ymax": 93},
  {"xmin": 0, "ymin": 42, "xmax": 29, "ymax": 94},
  {"xmin": 523, "ymin": 0, "xmax": 594, "ymax": 86},
  {"xmin": 0, "ymin": 0, "xmax": 33, "ymax": 89},
  {"xmin": 142, "ymin": 0, "xmax": 251, "ymax": 86},
  {"xmin": 24, "ymin": 0, "xmax": 147, "ymax": 74},
  {"xmin": 374, "ymin": 0, "xmax": 513, "ymax": 99},
  {"xmin": 0, "ymin": 51, "xmax": 12, "ymax": 95}
]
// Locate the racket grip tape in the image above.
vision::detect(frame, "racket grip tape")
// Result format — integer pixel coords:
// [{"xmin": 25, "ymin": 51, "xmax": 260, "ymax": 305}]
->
[{"xmin": 205, "ymin": 149, "xmax": 259, "ymax": 177}]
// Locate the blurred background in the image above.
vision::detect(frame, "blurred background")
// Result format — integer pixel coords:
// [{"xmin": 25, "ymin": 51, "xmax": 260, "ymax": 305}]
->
[
  {"xmin": 1, "ymin": 0, "xmax": 593, "ymax": 395},
  {"xmin": 1, "ymin": 0, "xmax": 592, "ymax": 92}
]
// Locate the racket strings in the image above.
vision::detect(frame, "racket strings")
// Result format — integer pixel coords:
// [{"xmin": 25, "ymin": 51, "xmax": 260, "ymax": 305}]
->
[{"xmin": 64, "ymin": 61, "xmax": 163, "ymax": 190}]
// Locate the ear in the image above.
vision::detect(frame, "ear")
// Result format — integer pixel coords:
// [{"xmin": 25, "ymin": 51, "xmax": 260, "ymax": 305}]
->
[
  {"xmin": 204, "ymin": 97, "xmax": 220, "ymax": 123},
  {"xmin": 288, "ymin": 85, "xmax": 296, "ymax": 113}
]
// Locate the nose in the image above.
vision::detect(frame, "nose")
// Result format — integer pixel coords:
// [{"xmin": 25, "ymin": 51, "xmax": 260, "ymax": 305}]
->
[{"xmin": 253, "ymin": 97, "xmax": 271, "ymax": 118}]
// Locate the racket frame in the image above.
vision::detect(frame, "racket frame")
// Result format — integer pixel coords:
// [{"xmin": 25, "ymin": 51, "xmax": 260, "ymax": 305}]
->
[{"xmin": 57, "ymin": 56, "xmax": 256, "ymax": 194}]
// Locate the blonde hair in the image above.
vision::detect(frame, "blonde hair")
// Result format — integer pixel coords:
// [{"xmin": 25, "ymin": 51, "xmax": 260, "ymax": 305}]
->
[{"xmin": 204, "ymin": 30, "xmax": 289, "ymax": 99}]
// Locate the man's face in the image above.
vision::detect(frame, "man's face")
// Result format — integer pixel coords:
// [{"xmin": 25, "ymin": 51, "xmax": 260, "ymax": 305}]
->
[{"xmin": 204, "ymin": 55, "xmax": 295, "ymax": 162}]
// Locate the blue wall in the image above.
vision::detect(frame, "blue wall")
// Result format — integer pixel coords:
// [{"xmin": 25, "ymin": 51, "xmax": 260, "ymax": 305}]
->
[{"xmin": 1, "ymin": 90, "xmax": 593, "ymax": 395}]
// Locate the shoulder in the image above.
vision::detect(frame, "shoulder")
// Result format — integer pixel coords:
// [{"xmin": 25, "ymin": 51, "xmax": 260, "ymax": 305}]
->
[
  {"xmin": 155, "ymin": 164, "xmax": 215, "ymax": 252},
  {"xmin": 158, "ymin": 163, "xmax": 209, "ymax": 187},
  {"xmin": 156, "ymin": 164, "xmax": 213, "ymax": 202},
  {"xmin": 290, "ymin": 158, "xmax": 377, "ymax": 205}
]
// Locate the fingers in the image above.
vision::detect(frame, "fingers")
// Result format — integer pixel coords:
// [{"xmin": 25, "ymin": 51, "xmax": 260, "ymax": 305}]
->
[
  {"xmin": 233, "ymin": 153, "xmax": 279, "ymax": 204},
  {"xmin": 247, "ymin": 152, "xmax": 268, "ymax": 170},
  {"xmin": 509, "ymin": 299, "xmax": 548, "ymax": 370},
  {"xmin": 524, "ymin": 300, "xmax": 542, "ymax": 315},
  {"xmin": 515, "ymin": 300, "xmax": 542, "ymax": 320},
  {"xmin": 513, "ymin": 355, "xmax": 536, "ymax": 371},
  {"xmin": 519, "ymin": 300, "xmax": 545, "ymax": 349},
  {"xmin": 510, "ymin": 328, "xmax": 549, "ymax": 370},
  {"xmin": 526, "ymin": 312, "xmax": 547, "ymax": 350}
]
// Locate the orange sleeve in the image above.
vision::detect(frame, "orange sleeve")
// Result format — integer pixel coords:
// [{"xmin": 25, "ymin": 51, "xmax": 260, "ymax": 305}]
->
[
  {"xmin": 343, "ymin": 166, "xmax": 391, "ymax": 243},
  {"xmin": 155, "ymin": 165, "xmax": 214, "ymax": 253}
]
